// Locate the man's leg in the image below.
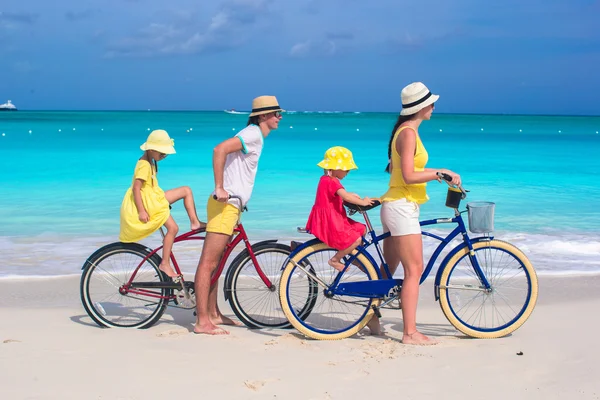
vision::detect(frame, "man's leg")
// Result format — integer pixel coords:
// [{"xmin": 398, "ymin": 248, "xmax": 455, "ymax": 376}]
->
[
  {"xmin": 208, "ymin": 281, "xmax": 240, "ymax": 326},
  {"xmin": 193, "ymin": 232, "xmax": 231, "ymax": 335}
]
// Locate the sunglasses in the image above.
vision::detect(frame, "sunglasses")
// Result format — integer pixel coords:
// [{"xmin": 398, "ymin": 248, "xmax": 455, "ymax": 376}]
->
[{"xmin": 271, "ymin": 111, "xmax": 282, "ymax": 118}]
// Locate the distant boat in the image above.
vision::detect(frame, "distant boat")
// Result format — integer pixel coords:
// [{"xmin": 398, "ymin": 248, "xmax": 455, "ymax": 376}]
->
[
  {"xmin": 0, "ymin": 100, "xmax": 17, "ymax": 111},
  {"xmin": 224, "ymin": 109, "xmax": 249, "ymax": 115}
]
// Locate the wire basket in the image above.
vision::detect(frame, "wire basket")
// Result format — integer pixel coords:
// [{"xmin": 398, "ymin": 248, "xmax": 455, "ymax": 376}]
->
[{"xmin": 467, "ymin": 202, "xmax": 495, "ymax": 233}]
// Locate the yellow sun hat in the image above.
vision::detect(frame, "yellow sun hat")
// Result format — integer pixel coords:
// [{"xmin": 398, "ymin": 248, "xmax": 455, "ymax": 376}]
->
[
  {"xmin": 140, "ymin": 129, "xmax": 176, "ymax": 154},
  {"xmin": 317, "ymin": 146, "xmax": 358, "ymax": 171}
]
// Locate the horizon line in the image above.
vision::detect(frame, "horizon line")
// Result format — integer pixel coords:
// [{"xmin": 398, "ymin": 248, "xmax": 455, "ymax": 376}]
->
[{"xmin": 4, "ymin": 109, "xmax": 600, "ymax": 118}]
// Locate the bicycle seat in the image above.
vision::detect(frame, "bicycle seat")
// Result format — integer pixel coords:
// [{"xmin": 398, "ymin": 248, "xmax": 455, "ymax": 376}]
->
[{"xmin": 344, "ymin": 199, "xmax": 382, "ymax": 213}]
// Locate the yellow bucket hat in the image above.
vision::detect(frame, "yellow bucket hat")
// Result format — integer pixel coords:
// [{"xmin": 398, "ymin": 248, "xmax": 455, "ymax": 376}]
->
[
  {"xmin": 317, "ymin": 146, "xmax": 358, "ymax": 171},
  {"xmin": 140, "ymin": 130, "xmax": 176, "ymax": 154}
]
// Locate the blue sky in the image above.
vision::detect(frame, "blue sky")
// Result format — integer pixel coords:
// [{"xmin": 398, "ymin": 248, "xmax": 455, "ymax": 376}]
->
[{"xmin": 1, "ymin": 0, "xmax": 599, "ymax": 114}]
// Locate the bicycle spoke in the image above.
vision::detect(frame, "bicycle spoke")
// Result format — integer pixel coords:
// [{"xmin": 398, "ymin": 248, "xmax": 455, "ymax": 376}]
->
[
  {"xmin": 441, "ymin": 241, "xmax": 536, "ymax": 335},
  {"xmin": 81, "ymin": 244, "xmax": 167, "ymax": 328}
]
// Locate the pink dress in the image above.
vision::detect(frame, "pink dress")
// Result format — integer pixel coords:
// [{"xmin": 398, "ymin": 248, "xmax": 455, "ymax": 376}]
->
[{"xmin": 305, "ymin": 175, "xmax": 366, "ymax": 250}]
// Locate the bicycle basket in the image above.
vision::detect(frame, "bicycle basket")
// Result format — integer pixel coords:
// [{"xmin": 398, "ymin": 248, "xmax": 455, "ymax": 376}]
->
[{"xmin": 467, "ymin": 201, "xmax": 495, "ymax": 233}]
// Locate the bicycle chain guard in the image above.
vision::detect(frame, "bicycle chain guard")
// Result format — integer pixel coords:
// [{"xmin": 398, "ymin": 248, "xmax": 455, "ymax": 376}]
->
[{"xmin": 174, "ymin": 287, "xmax": 196, "ymax": 309}]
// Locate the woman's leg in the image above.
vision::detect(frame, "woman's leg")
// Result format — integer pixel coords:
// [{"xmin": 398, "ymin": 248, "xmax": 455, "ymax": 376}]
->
[
  {"xmin": 159, "ymin": 215, "xmax": 179, "ymax": 277},
  {"xmin": 396, "ymin": 234, "xmax": 435, "ymax": 345},
  {"xmin": 164, "ymin": 186, "xmax": 204, "ymax": 230}
]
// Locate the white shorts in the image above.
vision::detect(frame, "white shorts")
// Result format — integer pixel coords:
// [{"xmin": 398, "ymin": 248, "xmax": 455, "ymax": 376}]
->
[{"xmin": 380, "ymin": 198, "xmax": 421, "ymax": 236}]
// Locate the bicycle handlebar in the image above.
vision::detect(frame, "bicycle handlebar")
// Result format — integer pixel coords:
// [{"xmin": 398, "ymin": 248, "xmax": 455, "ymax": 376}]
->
[
  {"xmin": 436, "ymin": 172, "xmax": 468, "ymax": 199},
  {"xmin": 213, "ymin": 193, "xmax": 242, "ymax": 201},
  {"xmin": 213, "ymin": 193, "xmax": 247, "ymax": 211}
]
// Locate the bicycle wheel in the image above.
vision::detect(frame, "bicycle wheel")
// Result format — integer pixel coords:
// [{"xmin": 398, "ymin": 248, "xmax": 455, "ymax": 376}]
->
[
  {"xmin": 438, "ymin": 239, "xmax": 538, "ymax": 338},
  {"xmin": 80, "ymin": 242, "xmax": 170, "ymax": 328},
  {"xmin": 279, "ymin": 242, "xmax": 380, "ymax": 340},
  {"xmin": 226, "ymin": 242, "xmax": 307, "ymax": 328}
]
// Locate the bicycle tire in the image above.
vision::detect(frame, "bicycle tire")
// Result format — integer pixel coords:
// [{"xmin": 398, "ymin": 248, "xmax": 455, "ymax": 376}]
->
[
  {"xmin": 80, "ymin": 242, "xmax": 170, "ymax": 329},
  {"xmin": 438, "ymin": 239, "xmax": 538, "ymax": 338},
  {"xmin": 226, "ymin": 242, "xmax": 308, "ymax": 329},
  {"xmin": 279, "ymin": 242, "xmax": 380, "ymax": 340}
]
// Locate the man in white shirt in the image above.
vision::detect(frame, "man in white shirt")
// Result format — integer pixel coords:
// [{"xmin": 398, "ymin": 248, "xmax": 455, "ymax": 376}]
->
[{"xmin": 194, "ymin": 95, "xmax": 284, "ymax": 335}]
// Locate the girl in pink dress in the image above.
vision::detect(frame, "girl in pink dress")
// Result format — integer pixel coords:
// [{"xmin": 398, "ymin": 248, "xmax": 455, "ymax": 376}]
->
[{"xmin": 305, "ymin": 146, "xmax": 374, "ymax": 271}]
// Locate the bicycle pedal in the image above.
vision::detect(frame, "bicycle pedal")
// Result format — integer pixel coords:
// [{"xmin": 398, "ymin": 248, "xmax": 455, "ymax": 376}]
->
[{"xmin": 172, "ymin": 275, "xmax": 186, "ymax": 290}]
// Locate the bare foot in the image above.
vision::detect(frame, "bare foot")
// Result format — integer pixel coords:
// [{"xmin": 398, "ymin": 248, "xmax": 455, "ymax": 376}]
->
[
  {"xmin": 328, "ymin": 259, "xmax": 346, "ymax": 272},
  {"xmin": 159, "ymin": 263, "xmax": 179, "ymax": 278},
  {"xmin": 191, "ymin": 220, "xmax": 206, "ymax": 231},
  {"xmin": 211, "ymin": 314, "xmax": 242, "ymax": 326},
  {"xmin": 193, "ymin": 322, "xmax": 229, "ymax": 335},
  {"xmin": 364, "ymin": 317, "xmax": 385, "ymax": 336},
  {"xmin": 402, "ymin": 331, "xmax": 437, "ymax": 345}
]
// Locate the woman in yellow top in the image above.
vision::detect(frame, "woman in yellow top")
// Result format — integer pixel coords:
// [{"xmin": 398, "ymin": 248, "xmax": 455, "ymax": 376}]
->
[
  {"xmin": 378, "ymin": 82, "xmax": 461, "ymax": 344},
  {"xmin": 120, "ymin": 130, "xmax": 205, "ymax": 278}
]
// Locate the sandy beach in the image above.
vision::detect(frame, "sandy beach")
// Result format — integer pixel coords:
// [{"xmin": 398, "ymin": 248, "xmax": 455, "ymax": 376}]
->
[{"xmin": 1, "ymin": 274, "xmax": 599, "ymax": 400}]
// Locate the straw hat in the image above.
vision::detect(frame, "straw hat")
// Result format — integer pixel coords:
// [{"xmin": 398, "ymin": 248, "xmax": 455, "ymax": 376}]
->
[
  {"xmin": 249, "ymin": 95, "xmax": 285, "ymax": 117},
  {"xmin": 140, "ymin": 130, "xmax": 176, "ymax": 154},
  {"xmin": 400, "ymin": 82, "xmax": 440, "ymax": 116},
  {"xmin": 317, "ymin": 146, "xmax": 358, "ymax": 171}
]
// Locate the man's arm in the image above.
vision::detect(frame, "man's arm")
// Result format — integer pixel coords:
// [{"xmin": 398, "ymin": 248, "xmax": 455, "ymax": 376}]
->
[{"xmin": 213, "ymin": 136, "xmax": 244, "ymax": 201}]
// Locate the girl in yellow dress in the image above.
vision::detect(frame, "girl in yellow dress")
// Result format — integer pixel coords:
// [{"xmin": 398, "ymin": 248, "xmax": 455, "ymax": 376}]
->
[{"xmin": 119, "ymin": 130, "xmax": 205, "ymax": 278}]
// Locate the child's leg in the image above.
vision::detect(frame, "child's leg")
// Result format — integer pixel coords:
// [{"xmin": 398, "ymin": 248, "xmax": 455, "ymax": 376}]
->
[
  {"xmin": 159, "ymin": 216, "xmax": 179, "ymax": 277},
  {"xmin": 329, "ymin": 236, "xmax": 362, "ymax": 272},
  {"xmin": 164, "ymin": 186, "xmax": 204, "ymax": 230},
  {"xmin": 350, "ymin": 227, "xmax": 368, "ymax": 269}
]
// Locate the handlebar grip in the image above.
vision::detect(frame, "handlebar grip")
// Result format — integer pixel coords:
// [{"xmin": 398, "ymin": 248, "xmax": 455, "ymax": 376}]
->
[
  {"xmin": 436, "ymin": 172, "xmax": 453, "ymax": 182},
  {"xmin": 437, "ymin": 172, "xmax": 468, "ymax": 199},
  {"xmin": 213, "ymin": 193, "xmax": 243, "ymax": 202}
]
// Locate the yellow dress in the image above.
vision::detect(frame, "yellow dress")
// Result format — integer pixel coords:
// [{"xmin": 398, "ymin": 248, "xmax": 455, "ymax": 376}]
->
[
  {"xmin": 381, "ymin": 126, "xmax": 430, "ymax": 204},
  {"xmin": 119, "ymin": 160, "xmax": 170, "ymax": 242}
]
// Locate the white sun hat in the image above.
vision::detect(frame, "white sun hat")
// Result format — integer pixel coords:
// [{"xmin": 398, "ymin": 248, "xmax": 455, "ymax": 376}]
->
[{"xmin": 400, "ymin": 82, "xmax": 440, "ymax": 116}]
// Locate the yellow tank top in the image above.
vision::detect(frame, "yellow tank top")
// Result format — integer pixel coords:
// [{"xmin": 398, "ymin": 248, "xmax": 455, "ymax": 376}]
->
[{"xmin": 381, "ymin": 126, "xmax": 429, "ymax": 204}]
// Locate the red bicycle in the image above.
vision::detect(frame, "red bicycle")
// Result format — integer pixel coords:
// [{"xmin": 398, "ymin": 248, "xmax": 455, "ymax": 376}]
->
[{"xmin": 80, "ymin": 195, "xmax": 310, "ymax": 329}]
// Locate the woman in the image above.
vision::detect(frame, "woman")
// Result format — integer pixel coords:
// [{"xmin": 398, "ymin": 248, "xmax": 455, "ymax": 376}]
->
[{"xmin": 379, "ymin": 82, "xmax": 460, "ymax": 345}]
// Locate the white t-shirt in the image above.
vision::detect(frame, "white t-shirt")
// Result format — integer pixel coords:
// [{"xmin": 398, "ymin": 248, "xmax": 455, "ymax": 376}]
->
[{"xmin": 217, "ymin": 124, "xmax": 264, "ymax": 209}]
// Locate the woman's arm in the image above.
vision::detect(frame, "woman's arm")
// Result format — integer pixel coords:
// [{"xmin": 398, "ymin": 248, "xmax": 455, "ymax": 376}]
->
[
  {"xmin": 397, "ymin": 129, "xmax": 438, "ymax": 184},
  {"xmin": 398, "ymin": 129, "xmax": 461, "ymax": 185}
]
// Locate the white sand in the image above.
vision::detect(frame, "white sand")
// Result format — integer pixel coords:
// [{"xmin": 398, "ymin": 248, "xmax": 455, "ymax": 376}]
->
[{"xmin": 1, "ymin": 275, "xmax": 599, "ymax": 399}]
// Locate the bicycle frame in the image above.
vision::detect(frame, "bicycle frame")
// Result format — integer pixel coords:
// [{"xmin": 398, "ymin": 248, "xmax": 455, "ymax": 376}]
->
[
  {"xmin": 122, "ymin": 223, "xmax": 274, "ymax": 300},
  {"xmin": 290, "ymin": 207, "xmax": 494, "ymax": 300}
]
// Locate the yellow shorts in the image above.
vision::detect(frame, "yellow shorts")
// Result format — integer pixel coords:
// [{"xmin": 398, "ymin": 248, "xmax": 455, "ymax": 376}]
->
[{"xmin": 206, "ymin": 196, "xmax": 241, "ymax": 235}]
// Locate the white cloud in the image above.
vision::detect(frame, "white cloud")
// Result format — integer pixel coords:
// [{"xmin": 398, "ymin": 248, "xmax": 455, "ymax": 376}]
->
[
  {"xmin": 105, "ymin": 0, "xmax": 274, "ymax": 57},
  {"xmin": 289, "ymin": 39, "xmax": 337, "ymax": 58}
]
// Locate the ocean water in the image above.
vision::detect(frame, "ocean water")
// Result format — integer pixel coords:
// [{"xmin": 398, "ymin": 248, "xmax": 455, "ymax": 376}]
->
[{"xmin": 1, "ymin": 111, "xmax": 599, "ymax": 278}]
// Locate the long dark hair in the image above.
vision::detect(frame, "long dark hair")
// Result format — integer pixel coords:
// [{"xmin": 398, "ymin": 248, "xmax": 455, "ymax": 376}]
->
[
  {"xmin": 247, "ymin": 115, "xmax": 261, "ymax": 126},
  {"xmin": 385, "ymin": 113, "xmax": 416, "ymax": 173}
]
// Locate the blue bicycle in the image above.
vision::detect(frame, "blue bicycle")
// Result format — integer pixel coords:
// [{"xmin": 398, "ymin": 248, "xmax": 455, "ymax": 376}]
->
[{"xmin": 279, "ymin": 175, "xmax": 538, "ymax": 340}]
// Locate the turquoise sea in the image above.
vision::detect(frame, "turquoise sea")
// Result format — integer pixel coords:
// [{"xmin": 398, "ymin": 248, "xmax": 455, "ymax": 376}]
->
[{"xmin": 1, "ymin": 111, "xmax": 599, "ymax": 278}]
